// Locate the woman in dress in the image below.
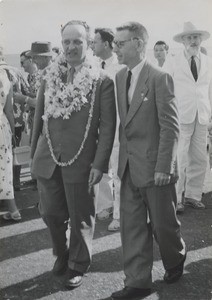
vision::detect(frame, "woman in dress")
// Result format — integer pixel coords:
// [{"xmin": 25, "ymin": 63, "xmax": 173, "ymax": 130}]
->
[{"xmin": 0, "ymin": 68, "xmax": 21, "ymax": 221}]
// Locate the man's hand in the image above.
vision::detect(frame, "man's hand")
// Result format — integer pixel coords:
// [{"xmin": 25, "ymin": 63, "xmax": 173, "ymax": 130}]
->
[
  {"xmin": 13, "ymin": 92, "xmax": 26, "ymax": 104},
  {"xmin": 154, "ymin": 172, "xmax": 171, "ymax": 186},
  {"xmin": 88, "ymin": 168, "xmax": 103, "ymax": 193}
]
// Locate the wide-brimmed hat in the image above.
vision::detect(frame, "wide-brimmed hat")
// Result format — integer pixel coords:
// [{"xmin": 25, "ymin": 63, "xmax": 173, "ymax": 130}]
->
[
  {"xmin": 173, "ymin": 22, "xmax": 210, "ymax": 43},
  {"xmin": 28, "ymin": 42, "xmax": 53, "ymax": 57}
]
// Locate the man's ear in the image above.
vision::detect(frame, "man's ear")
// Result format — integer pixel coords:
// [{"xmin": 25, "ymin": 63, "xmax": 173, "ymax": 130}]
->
[
  {"xmin": 136, "ymin": 39, "xmax": 144, "ymax": 52},
  {"xmin": 104, "ymin": 41, "xmax": 109, "ymax": 49}
]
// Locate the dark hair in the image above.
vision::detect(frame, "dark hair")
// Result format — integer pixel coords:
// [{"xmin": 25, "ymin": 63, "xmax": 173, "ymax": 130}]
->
[
  {"xmin": 154, "ymin": 41, "xmax": 169, "ymax": 51},
  {"xmin": 61, "ymin": 20, "xmax": 90, "ymax": 41},
  {"xmin": 20, "ymin": 50, "xmax": 31, "ymax": 59},
  {"xmin": 52, "ymin": 47, "xmax": 60, "ymax": 54},
  {"xmin": 95, "ymin": 27, "xmax": 114, "ymax": 49},
  {"xmin": 116, "ymin": 22, "xmax": 149, "ymax": 45}
]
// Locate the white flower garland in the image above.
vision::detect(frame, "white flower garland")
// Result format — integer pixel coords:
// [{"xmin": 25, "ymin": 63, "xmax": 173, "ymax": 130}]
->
[
  {"xmin": 34, "ymin": 70, "xmax": 43, "ymax": 93},
  {"xmin": 42, "ymin": 52, "xmax": 101, "ymax": 121},
  {"xmin": 42, "ymin": 51, "xmax": 104, "ymax": 167}
]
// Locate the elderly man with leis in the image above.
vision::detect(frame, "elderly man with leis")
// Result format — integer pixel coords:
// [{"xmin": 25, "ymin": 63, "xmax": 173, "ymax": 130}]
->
[{"xmin": 31, "ymin": 20, "xmax": 116, "ymax": 289}]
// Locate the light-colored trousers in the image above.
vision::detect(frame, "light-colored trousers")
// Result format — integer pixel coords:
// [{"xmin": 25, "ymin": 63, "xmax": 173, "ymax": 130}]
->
[
  {"xmin": 177, "ymin": 115, "xmax": 208, "ymax": 203},
  {"xmin": 96, "ymin": 145, "xmax": 120, "ymax": 220}
]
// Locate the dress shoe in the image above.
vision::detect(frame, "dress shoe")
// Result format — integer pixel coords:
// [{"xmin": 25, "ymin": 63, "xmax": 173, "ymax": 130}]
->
[
  {"xmin": 164, "ymin": 253, "xmax": 187, "ymax": 284},
  {"xmin": 111, "ymin": 286, "xmax": 151, "ymax": 299},
  {"xmin": 176, "ymin": 202, "xmax": 185, "ymax": 214},
  {"xmin": 108, "ymin": 219, "xmax": 120, "ymax": 231},
  {"xmin": 184, "ymin": 198, "xmax": 205, "ymax": 209},
  {"xmin": 3, "ymin": 211, "xmax": 21, "ymax": 221},
  {"xmin": 52, "ymin": 251, "xmax": 69, "ymax": 276},
  {"xmin": 65, "ymin": 269, "xmax": 83, "ymax": 289}
]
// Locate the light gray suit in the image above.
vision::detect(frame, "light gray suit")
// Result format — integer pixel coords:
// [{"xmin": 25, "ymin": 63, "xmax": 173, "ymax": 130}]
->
[{"xmin": 116, "ymin": 61, "xmax": 186, "ymax": 288}]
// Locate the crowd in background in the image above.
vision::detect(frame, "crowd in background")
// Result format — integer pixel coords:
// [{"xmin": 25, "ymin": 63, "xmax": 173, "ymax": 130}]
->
[{"xmin": 0, "ymin": 19, "xmax": 212, "ymax": 297}]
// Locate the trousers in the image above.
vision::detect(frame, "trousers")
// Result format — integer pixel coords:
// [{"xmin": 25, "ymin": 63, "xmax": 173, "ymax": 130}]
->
[
  {"xmin": 176, "ymin": 115, "xmax": 208, "ymax": 202},
  {"xmin": 120, "ymin": 167, "xmax": 186, "ymax": 288},
  {"xmin": 37, "ymin": 166, "xmax": 96, "ymax": 273}
]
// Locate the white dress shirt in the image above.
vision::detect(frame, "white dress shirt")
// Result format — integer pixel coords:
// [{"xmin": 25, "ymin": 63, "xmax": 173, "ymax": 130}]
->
[
  {"xmin": 128, "ymin": 59, "xmax": 146, "ymax": 104},
  {"xmin": 184, "ymin": 51, "xmax": 201, "ymax": 74}
]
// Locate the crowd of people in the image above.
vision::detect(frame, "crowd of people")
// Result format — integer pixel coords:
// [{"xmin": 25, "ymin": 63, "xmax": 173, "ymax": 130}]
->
[{"xmin": 0, "ymin": 19, "xmax": 212, "ymax": 299}]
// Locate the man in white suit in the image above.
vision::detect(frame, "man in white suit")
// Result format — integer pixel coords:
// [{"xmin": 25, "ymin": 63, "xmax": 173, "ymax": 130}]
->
[
  {"xmin": 168, "ymin": 22, "xmax": 212, "ymax": 212},
  {"xmin": 93, "ymin": 28, "xmax": 123, "ymax": 231}
]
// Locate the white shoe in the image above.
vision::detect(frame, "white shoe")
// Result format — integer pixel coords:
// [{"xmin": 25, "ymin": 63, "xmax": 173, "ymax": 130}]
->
[
  {"xmin": 108, "ymin": 219, "xmax": 120, "ymax": 231},
  {"xmin": 97, "ymin": 208, "xmax": 112, "ymax": 220},
  {"xmin": 3, "ymin": 211, "xmax": 21, "ymax": 221}
]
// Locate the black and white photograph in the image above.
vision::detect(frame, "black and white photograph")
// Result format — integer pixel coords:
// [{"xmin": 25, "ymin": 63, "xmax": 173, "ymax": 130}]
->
[{"xmin": 0, "ymin": 0, "xmax": 212, "ymax": 299}]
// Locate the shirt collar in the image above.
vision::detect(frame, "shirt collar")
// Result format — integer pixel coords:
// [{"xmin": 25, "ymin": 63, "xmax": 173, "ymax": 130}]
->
[
  {"xmin": 184, "ymin": 50, "xmax": 200, "ymax": 61},
  {"xmin": 130, "ymin": 58, "xmax": 146, "ymax": 78},
  {"xmin": 102, "ymin": 55, "xmax": 114, "ymax": 66},
  {"xmin": 67, "ymin": 63, "xmax": 82, "ymax": 73}
]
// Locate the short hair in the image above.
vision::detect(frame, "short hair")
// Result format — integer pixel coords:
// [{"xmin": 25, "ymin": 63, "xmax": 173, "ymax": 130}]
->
[
  {"xmin": 61, "ymin": 20, "xmax": 91, "ymax": 41},
  {"xmin": 154, "ymin": 41, "xmax": 169, "ymax": 51},
  {"xmin": 52, "ymin": 47, "xmax": 60, "ymax": 54},
  {"xmin": 116, "ymin": 22, "xmax": 149, "ymax": 45},
  {"xmin": 95, "ymin": 27, "xmax": 114, "ymax": 49},
  {"xmin": 20, "ymin": 50, "xmax": 32, "ymax": 59}
]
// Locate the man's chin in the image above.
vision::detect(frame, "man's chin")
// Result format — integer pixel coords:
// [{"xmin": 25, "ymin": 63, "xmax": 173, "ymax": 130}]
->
[{"xmin": 187, "ymin": 46, "xmax": 199, "ymax": 56}]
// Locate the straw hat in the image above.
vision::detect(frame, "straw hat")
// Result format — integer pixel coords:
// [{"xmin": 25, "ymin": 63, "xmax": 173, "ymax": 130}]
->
[
  {"xmin": 173, "ymin": 22, "xmax": 210, "ymax": 43},
  {"xmin": 28, "ymin": 42, "xmax": 53, "ymax": 56}
]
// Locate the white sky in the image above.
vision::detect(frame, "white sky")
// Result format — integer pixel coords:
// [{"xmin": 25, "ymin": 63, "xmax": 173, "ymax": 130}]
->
[{"xmin": 0, "ymin": 0, "xmax": 212, "ymax": 54}]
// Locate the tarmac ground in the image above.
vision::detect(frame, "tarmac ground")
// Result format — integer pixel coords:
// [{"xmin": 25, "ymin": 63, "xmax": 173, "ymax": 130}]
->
[{"xmin": 0, "ymin": 169, "xmax": 212, "ymax": 300}]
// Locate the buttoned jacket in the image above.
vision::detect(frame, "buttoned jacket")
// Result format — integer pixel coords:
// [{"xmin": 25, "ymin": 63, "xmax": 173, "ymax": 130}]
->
[{"xmin": 116, "ymin": 61, "xmax": 179, "ymax": 187}]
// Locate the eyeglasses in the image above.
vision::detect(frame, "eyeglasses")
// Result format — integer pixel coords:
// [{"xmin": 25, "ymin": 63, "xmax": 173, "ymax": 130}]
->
[{"xmin": 113, "ymin": 37, "xmax": 140, "ymax": 49}]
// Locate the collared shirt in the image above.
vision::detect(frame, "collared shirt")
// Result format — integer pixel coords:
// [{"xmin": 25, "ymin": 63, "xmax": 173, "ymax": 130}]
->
[
  {"xmin": 184, "ymin": 51, "xmax": 201, "ymax": 74},
  {"xmin": 100, "ymin": 54, "xmax": 123, "ymax": 81},
  {"xmin": 128, "ymin": 58, "xmax": 146, "ymax": 104},
  {"xmin": 67, "ymin": 64, "xmax": 82, "ymax": 81},
  {"xmin": 101, "ymin": 55, "xmax": 115, "ymax": 70}
]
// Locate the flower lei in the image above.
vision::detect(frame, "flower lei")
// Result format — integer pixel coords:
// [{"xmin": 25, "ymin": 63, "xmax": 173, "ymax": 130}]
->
[
  {"xmin": 33, "ymin": 70, "xmax": 43, "ymax": 93},
  {"xmin": 42, "ymin": 51, "xmax": 105, "ymax": 167}
]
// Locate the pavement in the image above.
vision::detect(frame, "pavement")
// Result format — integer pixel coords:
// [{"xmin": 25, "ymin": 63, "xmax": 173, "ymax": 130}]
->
[{"xmin": 0, "ymin": 169, "xmax": 212, "ymax": 300}]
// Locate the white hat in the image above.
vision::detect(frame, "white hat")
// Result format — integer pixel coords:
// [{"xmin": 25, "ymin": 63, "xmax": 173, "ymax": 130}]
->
[{"xmin": 173, "ymin": 22, "xmax": 210, "ymax": 43}]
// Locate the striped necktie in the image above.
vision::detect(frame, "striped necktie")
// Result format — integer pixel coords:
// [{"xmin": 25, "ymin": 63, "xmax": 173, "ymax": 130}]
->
[{"xmin": 67, "ymin": 67, "xmax": 75, "ymax": 84}]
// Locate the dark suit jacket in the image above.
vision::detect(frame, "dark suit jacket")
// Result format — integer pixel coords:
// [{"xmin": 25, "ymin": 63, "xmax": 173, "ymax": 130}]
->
[
  {"xmin": 116, "ymin": 61, "xmax": 179, "ymax": 187},
  {"xmin": 31, "ymin": 74, "xmax": 116, "ymax": 183}
]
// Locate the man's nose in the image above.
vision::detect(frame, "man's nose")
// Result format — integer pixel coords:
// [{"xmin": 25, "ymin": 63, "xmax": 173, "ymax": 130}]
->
[{"xmin": 67, "ymin": 42, "xmax": 76, "ymax": 50}]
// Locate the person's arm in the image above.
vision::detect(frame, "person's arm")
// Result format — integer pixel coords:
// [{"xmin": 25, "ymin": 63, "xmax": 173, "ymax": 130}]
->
[
  {"xmin": 13, "ymin": 92, "xmax": 36, "ymax": 108},
  {"xmin": 89, "ymin": 77, "xmax": 116, "ymax": 187},
  {"xmin": 30, "ymin": 79, "xmax": 45, "ymax": 158},
  {"xmin": 4, "ymin": 87, "xmax": 14, "ymax": 135},
  {"xmin": 154, "ymin": 72, "xmax": 179, "ymax": 186}
]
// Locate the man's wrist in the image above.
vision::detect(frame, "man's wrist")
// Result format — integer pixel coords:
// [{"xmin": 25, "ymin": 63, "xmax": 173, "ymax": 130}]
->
[{"xmin": 25, "ymin": 96, "xmax": 29, "ymax": 105}]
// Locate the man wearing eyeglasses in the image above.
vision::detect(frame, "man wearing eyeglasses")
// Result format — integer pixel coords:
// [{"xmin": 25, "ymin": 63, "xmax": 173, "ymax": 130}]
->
[{"xmin": 111, "ymin": 22, "xmax": 186, "ymax": 300}]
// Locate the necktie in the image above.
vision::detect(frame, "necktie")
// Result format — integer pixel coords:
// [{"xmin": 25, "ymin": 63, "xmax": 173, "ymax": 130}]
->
[
  {"xmin": 190, "ymin": 56, "xmax": 198, "ymax": 81},
  {"xmin": 126, "ymin": 70, "xmax": 132, "ymax": 110},
  {"xmin": 67, "ymin": 67, "xmax": 75, "ymax": 84},
  {"xmin": 101, "ymin": 61, "xmax": 106, "ymax": 69}
]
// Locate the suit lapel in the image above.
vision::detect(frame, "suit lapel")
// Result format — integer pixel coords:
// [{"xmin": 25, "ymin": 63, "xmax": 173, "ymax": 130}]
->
[
  {"xmin": 179, "ymin": 52, "xmax": 194, "ymax": 80},
  {"xmin": 125, "ymin": 62, "xmax": 149, "ymax": 127},
  {"xmin": 198, "ymin": 52, "xmax": 207, "ymax": 79}
]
